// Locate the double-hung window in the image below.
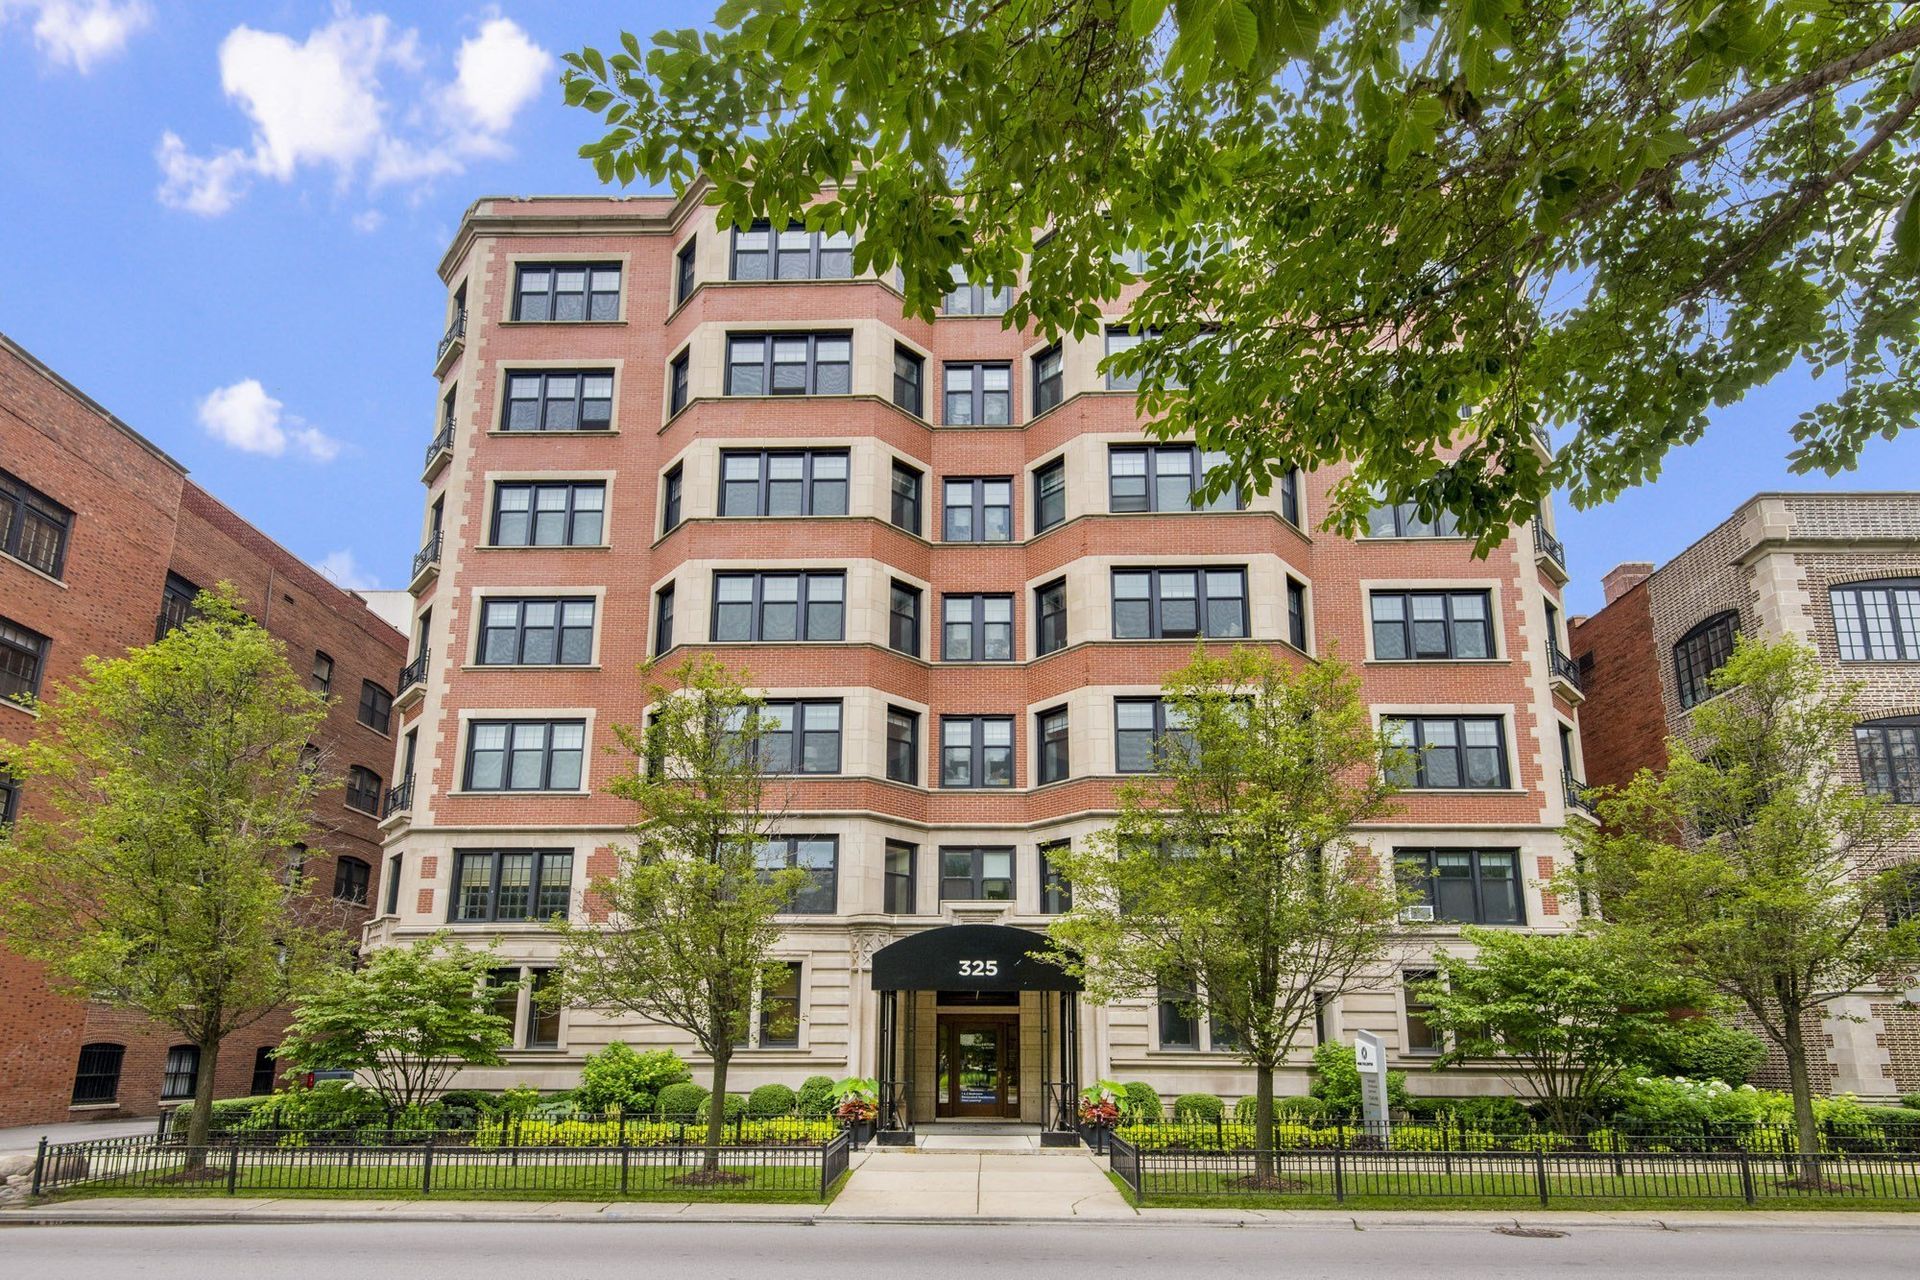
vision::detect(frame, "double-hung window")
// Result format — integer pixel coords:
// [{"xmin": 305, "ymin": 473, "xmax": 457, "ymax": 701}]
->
[
  {"xmin": 943, "ymin": 594, "xmax": 1013, "ymax": 661},
  {"xmin": 502, "ymin": 370, "xmax": 614, "ymax": 431},
  {"xmin": 1370, "ymin": 591, "xmax": 1494, "ymax": 661},
  {"xmin": 755, "ymin": 837, "xmax": 838, "ymax": 913},
  {"xmin": 311, "ymin": 651, "xmax": 334, "ymax": 694},
  {"xmin": 942, "ymin": 271, "xmax": 1011, "ymax": 315},
  {"xmin": 345, "ymin": 766, "xmax": 383, "ymax": 814},
  {"xmin": 1037, "ymin": 706, "xmax": 1070, "ymax": 783},
  {"xmin": 1039, "ymin": 842, "xmax": 1072, "ymax": 913},
  {"xmin": 158, "ymin": 573, "xmax": 198, "ymax": 640},
  {"xmin": 889, "ymin": 582, "xmax": 921, "ymax": 656},
  {"xmin": 332, "ymin": 856, "xmax": 371, "ymax": 905},
  {"xmin": 384, "ymin": 854, "xmax": 402, "ymax": 914},
  {"xmin": 751, "ymin": 700, "xmax": 843, "ymax": 774},
  {"xmin": 1395, "ymin": 849, "xmax": 1523, "ymax": 924},
  {"xmin": 725, "ymin": 333, "xmax": 852, "ymax": 395},
  {"xmin": 480, "ymin": 598, "xmax": 596, "ymax": 665},
  {"xmin": 0, "ymin": 775, "xmax": 18, "ymax": 826},
  {"xmin": 1114, "ymin": 697, "xmax": 1194, "ymax": 773},
  {"xmin": 0, "ymin": 468, "xmax": 73, "ymax": 579},
  {"xmin": 1673, "ymin": 611, "xmax": 1739, "ymax": 709},
  {"xmin": 719, "ymin": 450, "xmax": 849, "ymax": 517},
  {"xmin": 0, "ymin": 618, "xmax": 48, "ymax": 702},
  {"xmin": 1108, "ymin": 445, "xmax": 1238, "ymax": 513},
  {"xmin": 357, "ymin": 680, "xmax": 393, "ymax": 733},
  {"xmin": 943, "ymin": 478, "xmax": 1012, "ymax": 542},
  {"xmin": 887, "ymin": 707, "xmax": 920, "ymax": 784},
  {"xmin": 1034, "ymin": 458, "xmax": 1066, "ymax": 532},
  {"xmin": 668, "ymin": 351, "xmax": 690, "ymax": 416},
  {"xmin": 1287, "ymin": 579, "xmax": 1308, "ymax": 650},
  {"xmin": 465, "ymin": 720, "xmax": 587, "ymax": 792},
  {"xmin": 731, "ymin": 221, "xmax": 853, "ymax": 280},
  {"xmin": 1035, "ymin": 579, "xmax": 1067, "ymax": 656},
  {"xmin": 1855, "ymin": 717, "xmax": 1920, "ymax": 803},
  {"xmin": 1104, "ymin": 327, "xmax": 1155, "ymax": 390},
  {"xmin": 885, "ymin": 841, "xmax": 917, "ymax": 913},
  {"xmin": 1383, "ymin": 716, "xmax": 1510, "ymax": 789},
  {"xmin": 893, "ymin": 346, "xmax": 924, "ymax": 415},
  {"xmin": 662, "ymin": 466, "xmax": 683, "ymax": 532},
  {"xmin": 941, "ymin": 716, "xmax": 1014, "ymax": 788},
  {"xmin": 1404, "ymin": 971, "xmax": 1442, "ymax": 1054},
  {"xmin": 758, "ymin": 964, "xmax": 802, "ymax": 1047},
  {"xmin": 654, "ymin": 586, "xmax": 675, "ymax": 657},
  {"xmin": 711, "ymin": 571, "xmax": 845, "ymax": 642},
  {"xmin": 162, "ymin": 1045, "xmax": 199, "ymax": 1100},
  {"xmin": 490, "ymin": 482, "xmax": 604, "ymax": 547},
  {"xmin": 1111, "ymin": 568, "xmax": 1248, "ymax": 639},
  {"xmin": 1278, "ymin": 469, "xmax": 1301, "ymax": 525},
  {"xmin": 1032, "ymin": 345, "xmax": 1064, "ymax": 414},
  {"xmin": 940, "ymin": 846, "xmax": 1014, "ymax": 900},
  {"xmin": 1832, "ymin": 580, "xmax": 1920, "ymax": 661},
  {"xmin": 675, "ymin": 238, "xmax": 696, "ymax": 304},
  {"xmin": 943, "ymin": 363, "xmax": 1012, "ymax": 425},
  {"xmin": 1365, "ymin": 502, "xmax": 1459, "ymax": 537},
  {"xmin": 891, "ymin": 462, "xmax": 923, "ymax": 533},
  {"xmin": 512, "ymin": 263, "xmax": 620, "ymax": 322}
]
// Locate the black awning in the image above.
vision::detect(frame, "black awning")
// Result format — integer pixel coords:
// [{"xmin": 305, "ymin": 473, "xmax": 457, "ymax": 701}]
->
[{"xmin": 871, "ymin": 923, "xmax": 1081, "ymax": 992}]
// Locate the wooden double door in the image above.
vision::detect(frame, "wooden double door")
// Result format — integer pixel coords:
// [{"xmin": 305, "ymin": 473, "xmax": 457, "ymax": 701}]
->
[{"xmin": 934, "ymin": 1015, "xmax": 1021, "ymax": 1118}]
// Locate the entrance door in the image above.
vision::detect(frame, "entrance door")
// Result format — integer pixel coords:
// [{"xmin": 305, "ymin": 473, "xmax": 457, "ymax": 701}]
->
[{"xmin": 935, "ymin": 1016, "xmax": 1020, "ymax": 1118}]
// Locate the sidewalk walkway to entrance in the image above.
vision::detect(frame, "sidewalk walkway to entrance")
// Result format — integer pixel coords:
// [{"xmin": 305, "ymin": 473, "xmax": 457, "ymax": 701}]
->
[{"xmin": 823, "ymin": 1148, "xmax": 1134, "ymax": 1219}]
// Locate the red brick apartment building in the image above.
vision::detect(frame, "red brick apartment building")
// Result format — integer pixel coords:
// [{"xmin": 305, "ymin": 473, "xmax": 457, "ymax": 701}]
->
[
  {"xmin": 369, "ymin": 188, "xmax": 1591, "ymax": 1130},
  {"xmin": 1571, "ymin": 494, "xmax": 1920, "ymax": 1100},
  {"xmin": 0, "ymin": 332, "xmax": 406, "ymax": 1128}
]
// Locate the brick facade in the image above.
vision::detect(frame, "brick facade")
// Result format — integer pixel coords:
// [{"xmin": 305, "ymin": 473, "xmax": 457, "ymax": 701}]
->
[
  {"xmin": 0, "ymin": 331, "xmax": 407, "ymax": 1128},
  {"xmin": 1570, "ymin": 492, "xmax": 1920, "ymax": 1099}
]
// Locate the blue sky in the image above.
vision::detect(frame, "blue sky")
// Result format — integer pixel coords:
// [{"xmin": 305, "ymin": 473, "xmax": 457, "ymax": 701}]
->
[{"xmin": 1, "ymin": 2, "xmax": 1912, "ymax": 615}]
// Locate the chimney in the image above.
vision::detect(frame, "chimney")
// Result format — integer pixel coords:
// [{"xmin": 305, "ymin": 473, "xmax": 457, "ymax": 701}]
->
[{"xmin": 1601, "ymin": 561, "xmax": 1655, "ymax": 605}]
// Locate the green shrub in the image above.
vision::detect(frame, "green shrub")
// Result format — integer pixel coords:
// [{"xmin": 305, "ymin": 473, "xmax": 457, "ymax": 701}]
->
[
  {"xmin": 797, "ymin": 1075, "xmax": 837, "ymax": 1117},
  {"xmin": 1904, "ymin": 1093, "xmax": 1920, "ymax": 1112},
  {"xmin": 236, "ymin": 1081, "xmax": 386, "ymax": 1134},
  {"xmin": 1405, "ymin": 1094, "xmax": 1532, "ymax": 1130},
  {"xmin": 1309, "ymin": 1042, "xmax": 1409, "ymax": 1117},
  {"xmin": 655, "ymin": 1081, "xmax": 709, "ymax": 1119},
  {"xmin": 1173, "ymin": 1092, "xmax": 1224, "ymax": 1121},
  {"xmin": 1120, "ymin": 1081, "xmax": 1162, "ymax": 1120},
  {"xmin": 435, "ymin": 1089, "xmax": 500, "ymax": 1116},
  {"xmin": 1645, "ymin": 1019, "xmax": 1767, "ymax": 1085},
  {"xmin": 748, "ymin": 1083, "xmax": 798, "ymax": 1118},
  {"xmin": 723, "ymin": 1092, "xmax": 748, "ymax": 1122},
  {"xmin": 1231, "ymin": 1093, "xmax": 1324, "ymax": 1124},
  {"xmin": 575, "ymin": 1043, "xmax": 692, "ymax": 1114}
]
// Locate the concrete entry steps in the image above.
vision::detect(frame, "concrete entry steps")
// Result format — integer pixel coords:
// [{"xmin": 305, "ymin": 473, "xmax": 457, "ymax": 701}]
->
[
  {"xmin": 826, "ymin": 1149, "xmax": 1135, "ymax": 1219},
  {"xmin": 913, "ymin": 1123, "xmax": 1056, "ymax": 1153}
]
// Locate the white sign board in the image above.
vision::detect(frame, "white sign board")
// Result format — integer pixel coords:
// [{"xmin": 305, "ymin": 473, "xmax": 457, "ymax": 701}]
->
[{"xmin": 1354, "ymin": 1030, "xmax": 1390, "ymax": 1144}]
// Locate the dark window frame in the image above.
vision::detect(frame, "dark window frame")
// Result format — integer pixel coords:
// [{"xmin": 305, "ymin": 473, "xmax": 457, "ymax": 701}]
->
[
  {"xmin": 1114, "ymin": 697, "xmax": 1194, "ymax": 774},
  {"xmin": 1369, "ymin": 590, "xmax": 1495, "ymax": 662},
  {"xmin": 357, "ymin": 679, "xmax": 393, "ymax": 734},
  {"xmin": 724, "ymin": 332, "xmax": 853, "ymax": 396},
  {"xmin": 942, "ymin": 361, "xmax": 1013, "ymax": 426},
  {"xmin": 1674, "ymin": 611, "xmax": 1740, "ymax": 709},
  {"xmin": 478, "ymin": 596, "xmax": 598, "ymax": 667},
  {"xmin": 1404, "ymin": 970, "xmax": 1442, "ymax": 1055},
  {"xmin": 718, "ymin": 449, "xmax": 850, "ymax": 518},
  {"xmin": 941, "ymin": 276, "xmax": 1012, "ymax": 316},
  {"xmin": 939, "ymin": 845, "xmax": 1016, "ymax": 901},
  {"xmin": 654, "ymin": 585, "xmax": 675, "ymax": 658},
  {"xmin": 757, "ymin": 962, "xmax": 803, "ymax": 1047},
  {"xmin": 942, "ymin": 477, "xmax": 1014, "ymax": 543},
  {"xmin": 1034, "ymin": 457, "xmax": 1067, "ymax": 532},
  {"xmin": 942, "ymin": 593, "xmax": 1014, "ymax": 662},
  {"xmin": 527, "ymin": 968, "xmax": 561, "ymax": 1048},
  {"xmin": 889, "ymin": 581, "xmax": 921, "ymax": 657},
  {"xmin": 463, "ymin": 719, "xmax": 588, "ymax": 793},
  {"xmin": 675, "ymin": 238, "xmax": 697, "ymax": 304},
  {"xmin": 489, "ymin": 481, "xmax": 606, "ymax": 548},
  {"xmin": 0, "ymin": 467, "xmax": 73, "ymax": 580},
  {"xmin": 1287, "ymin": 579, "xmax": 1308, "ymax": 651},
  {"xmin": 892, "ymin": 345, "xmax": 925, "ymax": 416},
  {"xmin": 1037, "ymin": 705, "xmax": 1070, "ymax": 784},
  {"xmin": 1855, "ymin": 717, "xmax": 1920, "ymax": 804},
  {"xmin": 250, "ymin": 1045, "xmax": 279, "ymax": 1096},
  {"xmin": 732, "ymin": 699, "xmax": 844, "ymax": 775},
  {"xmin": 344, "ymin": 766, "xmax": 383, "ymax": 814},
  {"xmin": 1365, "ymin": 501, "xmax": 1460, "ymax": 538},
  {"xmin": 1039, "ymin": 841, "xmax": 1072, "ymax": 914},
  {"xmin": 71, "ymin": 1042, "xmax": 124, "ymax": 1105},
  {"xmin": 755, "ymin": 837, "xmax": 838, "ymax": 914},
  {"xmin": 1384, "ymin": 715, "xmax": 1512, "ymax": 790},
  {"xmin": 501, "ymin": 369, "xmax": 615, "ymax": 432},
  {"xmin": 1831, "ymin": 579, "xmax": 1920, "ymax": 662},
  {"xmin": 1035, "ymin": 578, "xmax": 1068, "ymax": 656},
  {"xmin": 332, "ymin": 856, "xmax": 371, "ymax": 905},
  {"xmin": 0, "ymin": 617, "xmax": 49, "ymax": 703},
  {"xmin": 730, "ymin": 221, "xmax": 853, "ymax": 281},
  {"xmin": 886, "ymin": 706, "xmax": 920, "ymax": 784},
  {"xmin": 1111, "ymin": 567, "xmax": 1249, "ymax": 640},
  {"xmin": 710, "ymin": 571, "xmax": 846, "ymax": 643},
  {"xmin": 384, "ymin": 853, "xmax": 402, "ymax": 914},
  {"xmin": 0, "ymin": 774, "xmax": 18, "ymax": 826},
  {"xmin": 1033, "ymin": 345, "xmax": 1064, "ymax": 415},
  {"xmin": 159, "ymin": 573, "xmax": 200, "ymax": 641},
  {"xmin": 511, "ymin": 262, "xmax": 622, "ymax": 323},
  {"xmin": 941, "ymin": 715, "xmax": 1016, "ymax": 789},
  {"xmin": 451, "ymin": 848, "xmax": 575, "ymax": 923},
  {"xmin": 890, "ymin": 462, "xmax": 923, "ymax": 534},
  {"xmin": 1107, "ymin": 444, "xmax": 1241, "ymax": 514},
  {"xmin": 668, "ymin": 350, "xmax": 690, "ymax": 417},
  {"xmin": 662, "ymin": 465, "xmax": 683, "ymax": 532},
  {"xmin": 885, "ymin": 841, "xmax": 917, "ymax": 914},
  {"xmin": 161, "ymin": 1044, "xmax": 199, "ymax": 1100},
  {"xmin": 1395, "ymin": 848, "xmax": 1526, "ymax": 925}
]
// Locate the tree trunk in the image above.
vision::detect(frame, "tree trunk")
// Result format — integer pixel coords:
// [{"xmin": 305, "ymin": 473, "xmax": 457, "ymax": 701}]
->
[
  {"xmin": 1780, "ymin": 1003, "xmax": 1824, "ymax": 1186},
  {"xmin": 1254, "ymin": 1062, "xmax": 1275, "ymax": 1182},
  {"xmin": 704, "ymin": 1047, "xmax": 730, "ymax": 1174},
  {"xmin": 182, "ymin": 1036, "xmax": 221, "ymax": 1173}
]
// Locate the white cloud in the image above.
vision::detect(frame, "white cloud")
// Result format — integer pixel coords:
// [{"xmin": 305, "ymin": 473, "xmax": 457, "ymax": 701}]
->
[
  {"xmin": 316, "ymin": 549, "xmax": 380, "ymax": 592},
  {"xmin": 351, "ymin": 208, "xmax": 385, "ymax": 233},
  {"xmin": 197, "ymin": 379, "xmax": 341, "ymax": 463},
  {"xmin": 1, "ymin": 0, "xmax": 150, "ymax": 72},
  {"xmin": 156, "ymin": 7, "xmax": 552, "ymax": 217}
]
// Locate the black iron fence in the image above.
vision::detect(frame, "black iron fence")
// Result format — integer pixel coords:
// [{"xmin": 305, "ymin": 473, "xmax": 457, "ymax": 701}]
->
[
  {"xmin": 161, "ymin": 1109, "xmax": 844, "ymax": 1149},
  {"xmin": 1104, "ymin": 1115, "xmax": 1920, "ymax": 1156},
  {"xmin": 34, "ymin": 1129, "xmax": 851, "ymax": 1201},
  {"xmin": 1107, "ymin": 1130, "xmax": 1920, "ymax": 1207}
]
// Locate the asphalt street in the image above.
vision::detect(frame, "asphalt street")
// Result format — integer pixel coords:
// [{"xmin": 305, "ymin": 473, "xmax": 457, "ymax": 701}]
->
[{"xmin": 1, "ymin": 1220, "xmax": 1915, "ymax": 1279}]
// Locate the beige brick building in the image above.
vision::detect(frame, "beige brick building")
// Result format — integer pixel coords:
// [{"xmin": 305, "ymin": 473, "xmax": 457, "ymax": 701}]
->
[
  {"xmin": 1572, "ymin": 492, "xmax": 1920, "ymax": 1100},
  {"xmin": 370, "ymin": 189, "xmax": 1591, "ymax": 1132}
]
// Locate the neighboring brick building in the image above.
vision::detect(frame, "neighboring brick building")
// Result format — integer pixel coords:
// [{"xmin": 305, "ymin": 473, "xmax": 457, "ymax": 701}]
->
[
  {"xmin": 0, "ymin": 331, "xmax": 407, "ymax": 1128},
  {"xmin": 368, "ymin": 189, "xmax": 1592, "ymax": 1130},
  {"xmin": 1571, "ymin": 493, "xmax": 1920, "ymax": 1100}
]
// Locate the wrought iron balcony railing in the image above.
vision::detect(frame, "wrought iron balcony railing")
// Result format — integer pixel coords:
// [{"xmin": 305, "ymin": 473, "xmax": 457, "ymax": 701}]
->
[
  {"xmin": 382, "ymin": 775, "xmax": 414, "ymax": 819},
  {"xmin": 1548, "ymin": 644, "xmax": 1584, "ymax": 692},
  {"xmin": 397, "ymin": 648, "xmax": 429, "ymax": 694},
  {"xmin": 1534, "ymin": 519, "xmax": 1566, "ymax": 570},
  {"xmin": 422, "ymin": 424, "xmax": 453, "ymax": 473},
  {"xmin": 1564, "ymin": 770, "xmax": 1594, "ymax": 815},
  {"xmin": 410, "ymin": 531, "xmax": 442, "ymax": 582},
  {"xmin": 435, "ymin": 309, "xmax": 466, "ymax": 365}
]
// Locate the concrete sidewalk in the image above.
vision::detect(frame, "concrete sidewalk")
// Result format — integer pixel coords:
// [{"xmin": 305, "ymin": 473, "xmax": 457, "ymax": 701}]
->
[
  {"xmin": 0, "ymin": 1118, "xmax": 157, "ymax": 1160},
  {"xmin": 823, "ymin": 1149, "xmax": 1133, "ymax": 1219}
]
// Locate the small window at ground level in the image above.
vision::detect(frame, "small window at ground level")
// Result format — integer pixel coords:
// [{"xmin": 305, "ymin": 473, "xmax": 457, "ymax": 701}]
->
[
  {"xmin": 250, "ymin": 1045, "xmax": 279, "ymax": 1096},
  {"xmin": 162, "ymin": 1044, "xmax": 200, "ymax": 1100},
  {"xmin": 71, "ymin": 1043, "xmax": 125, "ymax": 1105}
]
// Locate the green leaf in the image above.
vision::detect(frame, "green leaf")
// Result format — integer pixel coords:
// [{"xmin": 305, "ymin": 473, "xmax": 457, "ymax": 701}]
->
[
  {"xmin": 1126, "ymin": 0, "xmax": 1169, "ymax": 39},
  {"xmin": 1894, "ymin": 187, "xmax": 1920, "ymax": 273}
]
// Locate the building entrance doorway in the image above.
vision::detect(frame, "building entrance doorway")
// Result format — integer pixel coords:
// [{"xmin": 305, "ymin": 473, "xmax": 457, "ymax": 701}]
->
[{"xmin": 935, "ymin": 1016, "xmax": 1020, "ymax": 1118}]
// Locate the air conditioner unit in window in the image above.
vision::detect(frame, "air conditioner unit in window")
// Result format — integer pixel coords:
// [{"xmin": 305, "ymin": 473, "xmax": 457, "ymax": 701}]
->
[{"xmin": 1400, "ymin": 904, "xmax": 1436, "ymax": 923}]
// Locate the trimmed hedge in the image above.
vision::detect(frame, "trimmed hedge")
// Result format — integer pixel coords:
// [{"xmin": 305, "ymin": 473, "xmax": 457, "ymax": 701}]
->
[
  {"xmin": 1173, "ymin": 1092, "xmax": 1225, "ymax": 1121},
  {"xmin": 655, "ymin": 1081, "xmax": 709, "ymax": 1119},
  {"xmin": 797, "ymin": 1075, "xmax": 837, "ymax": 1117},
  {"xmin": 748, "ymin": 1083, "xmax": 797, "ymax": 1118},
  {"xmin": 1120, "ymin": 1081, "xmax": 1162, "ymax": 1120},
  {"xmin": 1232, "ymin": 1094, "xmax": 1323, "ymax": 1123}
]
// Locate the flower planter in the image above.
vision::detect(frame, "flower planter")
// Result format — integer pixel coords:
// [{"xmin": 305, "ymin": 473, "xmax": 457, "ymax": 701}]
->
[{"xmin": 1079, "ymin": 1123, "xmax": 1113, "ymax": 1154}]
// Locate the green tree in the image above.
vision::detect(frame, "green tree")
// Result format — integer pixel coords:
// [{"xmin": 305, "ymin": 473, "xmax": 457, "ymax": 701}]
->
[
  {"xmin": 1569, "ymin": 637, "xmax": 1920, "ymax": 1179},
  {"xmin": 277, "ymin": 935, "xmax": 514, "ymax": 1115},
  {"xmin": 1046, "ymin": 646, "xmax": 1411, "ymax": 1172},
  {"xmin": 0, "ymin": 586, "xmax": 347, "ymax": 1158},
  {"xmin": 565, "ymin": 2, "xmax": 1920, "ymax": 547},
  {"xmin": 1413, "ymin": 928, "xmax": 1708, "ymax": 1132},
  {"xmin": 543, "ymin": 655, "xmax": 808, "ymax": 1173}
]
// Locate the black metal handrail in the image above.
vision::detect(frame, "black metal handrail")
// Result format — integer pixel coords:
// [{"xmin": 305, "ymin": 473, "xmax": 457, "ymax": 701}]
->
[
  {"xmin": 435, "ymin": 309, "xmax": 466, "ymax": 364},
  {"xmin": 422, "ymin": 425, "xmax": 453, "ymax": 471},
  {"xmin": 1564, "ymin": 770, "xmax": 1593, "ymax": 814},
  {"xmin": 1548, "ymin": 644, "xmax": 1584, "ymax": 691},
  {"xmin": 410, "ymin": 531, "xmax": 442, "ymax": 581},
  {"xmin": 382, "ymin": 775, "xmax": 414, "ymax": 818},
  {"xmin": 1534, "ymin": 519, "xmax": 1566, "ymax": 569},
  {"xmin": 398, "ymin": 648, "xmax": 429, "ymax": 693}
]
